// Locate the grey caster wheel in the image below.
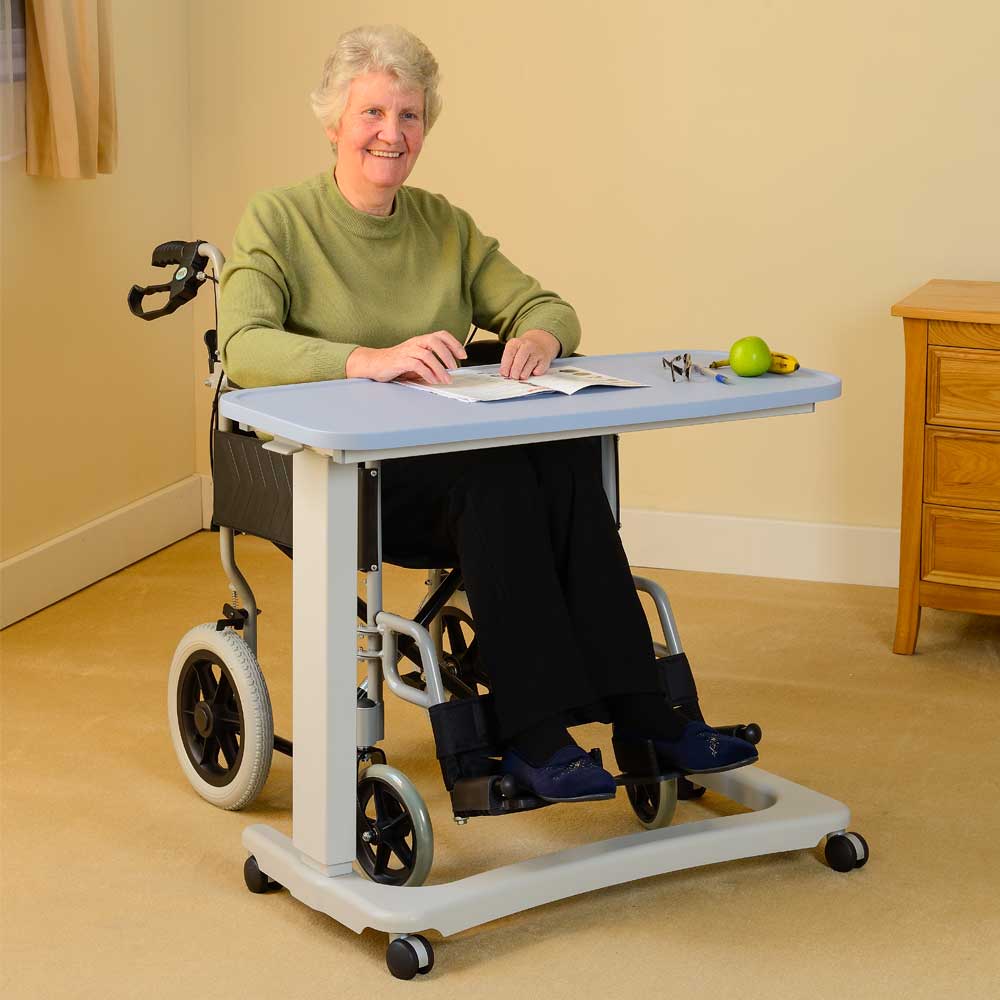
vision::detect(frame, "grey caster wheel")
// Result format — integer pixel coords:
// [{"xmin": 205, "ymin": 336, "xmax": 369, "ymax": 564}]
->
[
  {"xmin": 625, "ymin": 778, "xmax": 678, "ymax": 830},
  {"xmin": 825, "ymin": 832, "xmax": 870, "ymax": 872},
  {"xmin": 357, "ymin": 764, "xmax": 434, "ymax": 886},
  {"xmin": 386, "ymin": 934, "xmax": 434, "ymax": 979}
]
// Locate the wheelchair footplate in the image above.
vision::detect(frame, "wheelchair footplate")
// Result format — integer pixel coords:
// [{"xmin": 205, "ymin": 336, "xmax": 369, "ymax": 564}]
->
[
  {"xmin": 450, "ymin": 768, "xmax": 550, "ymax": 818},
  {"xmin": 450, "ymin": 746, "xmax": 684, "ymax": 818}
]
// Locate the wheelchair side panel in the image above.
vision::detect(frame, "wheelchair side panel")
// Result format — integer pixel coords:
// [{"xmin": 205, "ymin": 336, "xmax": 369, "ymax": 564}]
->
[{"xmin": 213, "ymin": 429, "xmax": 294, "ymax": 547}]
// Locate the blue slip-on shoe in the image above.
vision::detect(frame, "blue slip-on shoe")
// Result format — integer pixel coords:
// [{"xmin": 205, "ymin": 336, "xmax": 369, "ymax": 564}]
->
[
  {"xmin": 616, "ymin": 721, "xmax": 758, "ymax": 775},
  {"xmin": 500, "ymin": 745, "xmax": 618, "ymax": 803}
]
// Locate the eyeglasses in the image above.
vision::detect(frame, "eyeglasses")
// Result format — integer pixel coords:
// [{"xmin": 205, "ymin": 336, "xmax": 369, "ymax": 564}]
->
[
  {"xmin": 662, "ymin": 353, "xmax": 731, "ymax": 385},
  {"xmin": 662, "ymin": 353, "xmax": 695, "ymax": 382}
]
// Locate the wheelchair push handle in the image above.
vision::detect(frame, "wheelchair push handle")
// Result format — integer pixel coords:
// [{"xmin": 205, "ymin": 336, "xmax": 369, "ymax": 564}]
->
[
  {"xmin": 127, "ymin": 238, "xmax": 212, "ymax": 321},
  {"xmin": 150, "ymin": 240, "xmax": 190, "ymax": 268}
]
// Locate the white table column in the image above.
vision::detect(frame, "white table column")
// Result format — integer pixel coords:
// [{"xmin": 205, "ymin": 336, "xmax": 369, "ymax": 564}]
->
[{"xmin": 291, "ymin": 448, "xmax": 358, "ymax": 875}]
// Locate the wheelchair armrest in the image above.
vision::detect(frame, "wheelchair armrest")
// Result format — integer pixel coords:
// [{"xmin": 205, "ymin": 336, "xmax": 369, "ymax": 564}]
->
[
  {"xmin": 462, "ymin": 339, "xmax": 505, "ymax": 366},
  {"xmin": 462, "ymin": 336, "xmax": 582, "ymax": 367}
]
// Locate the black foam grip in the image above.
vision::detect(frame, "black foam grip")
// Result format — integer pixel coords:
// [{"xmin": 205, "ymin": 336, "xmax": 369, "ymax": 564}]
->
[{"xmin": 151, "ymin": 240, "xmax": 189, "ymax": 268}]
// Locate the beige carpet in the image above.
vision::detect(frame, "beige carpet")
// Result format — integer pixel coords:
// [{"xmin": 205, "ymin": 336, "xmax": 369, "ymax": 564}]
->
[{"xmin": 3, "ymin": 531, "xmax": 999, "ymax": 999}]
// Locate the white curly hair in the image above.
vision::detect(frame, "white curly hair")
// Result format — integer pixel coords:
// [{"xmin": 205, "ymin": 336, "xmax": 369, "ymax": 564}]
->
[{"xmin": 309, "ymin": 25, "xmax": 442, "ymax": 149}]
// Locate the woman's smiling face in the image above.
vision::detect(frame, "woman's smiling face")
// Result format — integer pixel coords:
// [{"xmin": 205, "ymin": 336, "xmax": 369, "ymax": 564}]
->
[{"xmin": 326, "ymin": 71, "xmax": 425, "ymax": 209}]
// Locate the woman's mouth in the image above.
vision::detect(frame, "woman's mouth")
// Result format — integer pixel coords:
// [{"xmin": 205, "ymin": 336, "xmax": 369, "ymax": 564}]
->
[{"xmin": 367, "ymin": 149, "xmax": 403, "ymax": 158}]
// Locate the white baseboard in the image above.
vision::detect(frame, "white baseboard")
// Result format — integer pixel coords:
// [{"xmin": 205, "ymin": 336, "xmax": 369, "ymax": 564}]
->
[
  {"xmin": 620, "ymin": 508, "xmax": 900, "ymax": 588},
  {"xmin": 0, "ymin": 480, "xmax": 897, "ymax": 629},
  {"xmin": 1, "ymin": 476, "xmax": 204, "ymax": 628}
]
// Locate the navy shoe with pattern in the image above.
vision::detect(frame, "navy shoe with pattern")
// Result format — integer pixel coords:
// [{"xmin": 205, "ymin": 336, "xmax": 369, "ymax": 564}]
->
[
  {"xmin": 500, "ymin": 745, "xmax": 618, "ymax": 803},
  {"xmin": 617, "ymin": 720, "xmax": 758, "ymax": 775}
]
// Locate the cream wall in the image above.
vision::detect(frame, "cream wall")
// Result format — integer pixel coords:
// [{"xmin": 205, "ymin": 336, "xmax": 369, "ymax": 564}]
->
[
  {"xmin": 189, "ymin": 0, "xmax": 1000, "ymax": 535},
  {"xmin": 4, "ymin": 1, "xmax": 998, "ymax": 613},
  {"xmin": 1, "ymin": 3, "xmax": 195, "ymax": 562}
]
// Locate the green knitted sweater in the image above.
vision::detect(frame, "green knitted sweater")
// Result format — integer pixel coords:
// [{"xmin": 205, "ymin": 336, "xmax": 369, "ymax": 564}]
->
[{"xmin": 217, "ymin": 170, "xmax": 581, "ymax": 388}]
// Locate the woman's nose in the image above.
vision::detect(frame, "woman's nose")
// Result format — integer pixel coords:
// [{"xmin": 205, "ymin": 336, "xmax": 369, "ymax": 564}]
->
[{"xmin": 378, "ymin": 119, "xmax": 402, "ymax": 143}]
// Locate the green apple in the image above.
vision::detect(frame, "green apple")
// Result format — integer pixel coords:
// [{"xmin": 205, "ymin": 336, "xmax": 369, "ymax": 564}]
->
[{"xmin": 729, "ymin": 336, "xmax": 771, "ymax": 377}]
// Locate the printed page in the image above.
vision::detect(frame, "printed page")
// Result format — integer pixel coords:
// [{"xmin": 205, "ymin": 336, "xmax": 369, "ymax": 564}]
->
[
  {"xmin": 399, "ymin": 371, "xmax": 555, "ymax": 403},
  {"xmin": 397, "ymin": 366, "xmax": 647, "ymax": 402},
  {"xmin": 523, "ymin": 366, "xmax": 647, "ymax": 394}
]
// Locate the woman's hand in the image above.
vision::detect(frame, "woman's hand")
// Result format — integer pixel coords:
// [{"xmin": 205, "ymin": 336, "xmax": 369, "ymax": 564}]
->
[
  {"xmin": 500, "ymin": 329, "xmax": 562, "ymax": 380},
  {"xmin": 346, "ymin": 331, "xmax": 467, "ymax": 384}
]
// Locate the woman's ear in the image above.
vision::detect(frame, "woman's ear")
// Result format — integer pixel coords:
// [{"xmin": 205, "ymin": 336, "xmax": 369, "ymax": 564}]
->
[{"xmin": 324, "ymin": 123, "xmax": 339, "ymax": 149}]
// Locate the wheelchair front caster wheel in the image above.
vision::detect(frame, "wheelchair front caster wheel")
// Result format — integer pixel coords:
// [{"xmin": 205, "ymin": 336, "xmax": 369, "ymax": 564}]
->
[
  {"xmin": 243, "ymin": 855, "xmax": 281, "ymax": 893},
  {"xmin": 386, "ymin": 934, "xmax": 434, "ymax": 979},
  {"xmin": 357, "ymin": 764, "xmax": 434, "ymax": 886},
  {"xmin": 625, "ymin": 778, "xmax": 678, "ymax": 830},
  {"xmin": 825, "ymin": 832, "xmax": 869, "ymax": 872}
]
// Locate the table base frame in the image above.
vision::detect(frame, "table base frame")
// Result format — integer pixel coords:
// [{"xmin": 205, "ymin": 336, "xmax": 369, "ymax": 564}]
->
[{"xmin": 242, "ymin": 765, "xmax": 850, "ymax": 938}]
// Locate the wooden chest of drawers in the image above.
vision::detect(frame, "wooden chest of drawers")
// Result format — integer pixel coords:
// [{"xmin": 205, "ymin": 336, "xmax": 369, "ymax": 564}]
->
[{"xmin": 892, "ymin": 281, "xmax": 1000, "ymax": 653}]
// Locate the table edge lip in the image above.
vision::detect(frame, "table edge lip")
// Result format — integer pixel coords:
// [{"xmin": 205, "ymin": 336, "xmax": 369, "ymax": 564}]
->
[{"xmin": 218, "ymin": 353, "xmax": 842, "ymax": 452}]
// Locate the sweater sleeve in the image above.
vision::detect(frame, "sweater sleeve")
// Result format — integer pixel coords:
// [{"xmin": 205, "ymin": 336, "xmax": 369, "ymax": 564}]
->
[
  {"xmin": 460, "ymin": 209, "xmax": 581, "ymax": 358},
  {"xmin": 218, "ymin": 194, "xmax": 359, "ymax": 387}
]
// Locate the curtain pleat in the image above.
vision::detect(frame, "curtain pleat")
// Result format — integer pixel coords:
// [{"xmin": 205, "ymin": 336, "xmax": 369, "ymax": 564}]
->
[{"xmin": 25, "ymin": 0, "xmax": 117, "ymax": 179}]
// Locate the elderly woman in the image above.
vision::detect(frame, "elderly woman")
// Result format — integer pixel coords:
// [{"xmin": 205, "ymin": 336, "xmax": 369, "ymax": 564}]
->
[{"xmin": 219, "ymin": 25, "xmax": 756, "ymax": 803}]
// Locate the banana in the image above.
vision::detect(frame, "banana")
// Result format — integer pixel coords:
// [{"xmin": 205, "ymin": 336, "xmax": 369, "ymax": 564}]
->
[
  {"xmin": 710, "ymin": 351, "xmax": 801, "ymax": 374},
  {"xmin": 768, "ymin": 352, "xmax": 800, "ymax": 375}
]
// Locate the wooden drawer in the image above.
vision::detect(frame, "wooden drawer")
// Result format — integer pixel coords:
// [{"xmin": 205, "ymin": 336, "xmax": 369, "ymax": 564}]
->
[
  {"xmin": 927, "ymin": 347, "xmax": 1000, "ymax": 430},
  {"xmin": 929, "ymin": 320, "xmax": 1000, "ymax": 349},
  {"xmin": 925, "ymin": 427, "xmax": 1000, "ymax": 509},
  {"xmin": 922, "ymin": 505, "xmax": 1000, "ymax": 591}
]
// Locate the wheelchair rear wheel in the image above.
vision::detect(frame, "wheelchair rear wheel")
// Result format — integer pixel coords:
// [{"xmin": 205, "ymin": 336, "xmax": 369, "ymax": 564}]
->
[
  {"xmin": 439, "ymin": 603, "xmax": 489, "ymax": 697},
  {"xmin": 168, "ymin": 623, "xmax": 274, "ymax": 810},
  {"xmin": 625, "ymin": 778, "xmax": 678, "ymax": 830}
]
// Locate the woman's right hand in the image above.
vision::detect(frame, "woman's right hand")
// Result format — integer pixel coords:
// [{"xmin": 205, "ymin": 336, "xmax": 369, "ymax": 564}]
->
[{"xmin": 346, "ymin": 331, "xmax": 467, "ymax": 384}]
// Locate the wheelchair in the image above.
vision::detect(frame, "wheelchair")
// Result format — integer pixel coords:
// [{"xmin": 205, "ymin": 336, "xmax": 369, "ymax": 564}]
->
[{"xmin": 129, "ymin": 240, "xmax": 773, "ymax": 911}]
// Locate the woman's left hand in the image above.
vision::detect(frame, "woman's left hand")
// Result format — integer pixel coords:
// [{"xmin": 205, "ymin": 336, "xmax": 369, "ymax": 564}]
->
[{"xmin": 500, "ymin": 329, "xmax": 562, "ymax": 380}]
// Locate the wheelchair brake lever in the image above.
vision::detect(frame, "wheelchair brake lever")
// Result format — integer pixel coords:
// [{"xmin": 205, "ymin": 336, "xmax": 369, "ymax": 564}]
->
[{"xmin": 128, "ymin": 279, "xmax": 186, "ymax": 320}]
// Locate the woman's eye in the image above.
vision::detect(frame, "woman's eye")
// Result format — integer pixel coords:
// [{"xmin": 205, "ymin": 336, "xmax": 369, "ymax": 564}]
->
[
  {"xmin": 364, "ymin": 108, "xmax": 380, "ymax": 117},
  {"xmin": 403, "ymin": 112, "xmax": 419, "ymax": 121}
]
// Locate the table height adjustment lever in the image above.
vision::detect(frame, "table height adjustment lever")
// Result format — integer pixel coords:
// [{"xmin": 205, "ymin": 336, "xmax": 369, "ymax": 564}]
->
[{"xmin": 261, "ymin": 437, "xmax": 303, "ymax": 456}]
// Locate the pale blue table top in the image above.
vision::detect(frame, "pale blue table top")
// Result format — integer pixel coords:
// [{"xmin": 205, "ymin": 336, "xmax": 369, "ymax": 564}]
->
[{"xmin": 219, "ymin": 350, "xmax": 841, "ymax": 455}]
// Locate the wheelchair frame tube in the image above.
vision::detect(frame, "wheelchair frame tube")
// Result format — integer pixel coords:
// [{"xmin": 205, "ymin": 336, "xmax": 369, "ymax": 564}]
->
[
  {"xmin": 198, "ymin": 242, "xmax": 226, "ymax": 286},
  {"xmin": 632, "ymin": 574, "xmax": 683, "ymax": 655},
  {"xmin": 218, "ymin": 523, "xmax": 259, "ymax": 655},
  {"xmin": 426, "ymin": 568, "xmax": 446, "ymax": 657},
  {"xmin": 376, "ymin": 613, "xmax": 447, "ymax": 708},
  {"xmin": 205, "ymin": 243, "xmax": 260, "ymax": 656},
  {"xmin": 600, "ymin": 434, "xmax": 621, "ymax": 528}
]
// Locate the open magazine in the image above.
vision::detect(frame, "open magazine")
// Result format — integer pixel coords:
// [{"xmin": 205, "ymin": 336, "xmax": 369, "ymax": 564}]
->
[{"xmin": 397, "ymin": 365, "xmax": 647, "ymax": 403}]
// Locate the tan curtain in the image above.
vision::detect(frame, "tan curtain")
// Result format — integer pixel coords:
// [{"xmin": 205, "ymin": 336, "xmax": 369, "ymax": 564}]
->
[{"xmin": 25, "ymin": 0, "xmax": 117, "ymax": 178}]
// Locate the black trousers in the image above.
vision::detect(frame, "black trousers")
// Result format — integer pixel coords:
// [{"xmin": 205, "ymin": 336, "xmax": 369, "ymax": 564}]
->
[{"xmin": 380, "ymin": 437, "xmax": 665, "ymax": 743}]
